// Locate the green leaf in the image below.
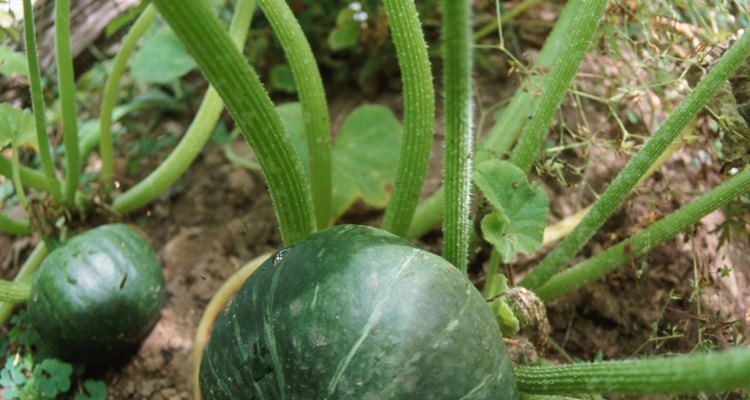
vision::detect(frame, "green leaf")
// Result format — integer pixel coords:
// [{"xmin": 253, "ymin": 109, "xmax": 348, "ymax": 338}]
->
[
  {"xmin": 332, "ymin": 105, "xmax": 402, "ymax": 216},
  {"xmin": 475, "ymin": 159, "xmax": 548, "ymax": 263},
  {"xmin": 131, "ymin": 28, "xmax": 197, "ymax": 83},
  {"xmin": 74, "ymin": 380, "xmax": 107, "ymax": 400},
  {"xmin": 32, "ymin": 359, "xmax": 72, "ymax": 398},
  {"xmin": 0, "ymin": 45, "xmax": 27, "ymax": 77},
  {"xmin": 0, "ymin": 103, "xmax": 37, "ymax": 149},
  {"xmin": 278, "ymin": 103, "xmax": 402, "ymax": 217},
  {"xmin": 0, "ymin": 357, "xmax": 27, "ymax": 399},
  {"xmin": 328, "ymin": 8, "xmax": 359, "ymax": 51},
  {"xmin": 270, "ymin": 64, "xmax": 297, "ymax": 93}
]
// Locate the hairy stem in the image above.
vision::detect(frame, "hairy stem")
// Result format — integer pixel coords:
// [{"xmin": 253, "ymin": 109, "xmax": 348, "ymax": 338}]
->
[
  {"xmin": 152, "ymin": 0, "xmax": 315, "ymax": 244},
  {"xmin": 99, "ymin": 4, "xmax": 158, "ymax": 194},
  {"xmin": 536, "ymin": 166, "xmax": 750, "ymax": 301},
  {"xmin": 56, "ymin": 0, "xmax": 80, "ymax": 206},
  {"xmin": 113, "ymin": 0, "xmax": 255, "ymax": 214},
  {"xmin": 23, "ymin": 0, "xmax": 62, "ymax": 202},
  {"xmin": 441, "ymin": 0, "xmax": 473, "ymax": 271},
  {"xmin": 516, "ymin": 348, "xmax": 750, "ymax": 395},
  {"xmin": 259, "ymin": 0, "xmax": 332, "ymax": 229},
  {"xmin": 521, "ymin": 28, "xmax": 750, "ymax": 290},
  {"xmin": 380, "ymin": 0, "xmax": 435, "ymax": 237}
]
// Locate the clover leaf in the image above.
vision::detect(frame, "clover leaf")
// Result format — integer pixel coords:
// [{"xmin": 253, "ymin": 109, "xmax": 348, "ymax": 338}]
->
[{"xmin": 32, "ymin": 359, "xmax": 72, "ymax": 398}]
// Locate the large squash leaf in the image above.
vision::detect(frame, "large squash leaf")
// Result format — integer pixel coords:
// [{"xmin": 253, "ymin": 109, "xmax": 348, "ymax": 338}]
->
[
  {"xmin": 475, "ymin": 159, "xmax": 548, "ymax": 263},
  {"xmin": 278, "ymin": 103, "xmax": 402, "ymax": 217}
]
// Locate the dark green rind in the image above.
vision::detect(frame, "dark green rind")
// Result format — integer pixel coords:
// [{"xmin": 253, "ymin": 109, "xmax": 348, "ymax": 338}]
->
[
  {"xmin": 200, "ymin": 224, "xmax": 518, "ymax": 399},
  {"xmin": 28, "ymin": 224, "xmax": 166, "ymax": 363}
]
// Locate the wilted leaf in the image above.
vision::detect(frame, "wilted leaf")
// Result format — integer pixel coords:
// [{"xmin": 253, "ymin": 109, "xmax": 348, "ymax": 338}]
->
[
  {"xmin": 475, "ymin": 159, "xmax": 548, "ymax": 263},
  {"xmin": 131, "ymin": 28, "xmax": 197, "ymax": 83}
]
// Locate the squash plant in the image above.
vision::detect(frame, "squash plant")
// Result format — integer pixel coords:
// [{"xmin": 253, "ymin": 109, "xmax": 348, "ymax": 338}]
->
[
  {"xmin": 0, "ymin": 0, "xmax": 254, "ymax": 392},
  {"xmin": 147, "ymin": 0, "xmax": 750, "ymax": 398},
  {"xmin": 0, "ymin": 0, "xmax": 748, "ymax": 398}
]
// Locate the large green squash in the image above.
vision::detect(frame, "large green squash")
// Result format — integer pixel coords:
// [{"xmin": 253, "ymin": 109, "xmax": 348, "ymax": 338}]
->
[
  {"xmin": 28, "ymin": 223, "xmax": 166, "ymax": 363},
  {"xmin": 200, "ymin": 224, "xmax": 518, "ymax": 399}
]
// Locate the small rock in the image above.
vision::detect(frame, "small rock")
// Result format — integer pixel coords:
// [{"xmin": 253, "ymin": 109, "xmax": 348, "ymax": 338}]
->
[
  {"xmin": 142, "ymin": 351, "xmax": 166, "ymax": 371},
  {"xmin": 227, "ymin": 167, "xmax": 255, "ymax": 196},
  {"xmin": 141, "ymin": 380, "xmax": 156, "ymax": 397}
]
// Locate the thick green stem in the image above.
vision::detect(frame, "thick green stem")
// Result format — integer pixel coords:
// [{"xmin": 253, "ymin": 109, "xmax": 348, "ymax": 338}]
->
[
  {"xmin": 509, "ymin": 0, "xmax": 606, "ymax": 172},
  {"xmin": 536, "ymin": 166, "xmax": 750, "ymax": 301},
  {"xmin": 56, "ymin": 0, "xmax": 80, "ymax": 206},
  {"xmin": 113, "ymin": 0, "xmax": 255, "ymax": 215},
  {"xmin": 0, "ymin": 156, "xmax": 49, "ymax": 191},
  {"xmin": 0, "ymin": 280, "xmax": 31, "ymax": 304},
  {"xmin": 441, "ymin": 0, "xmax": 473, "ymax": 271},
  {"xmin": 100, "ymin": 4, "xmax": 158, "ymax": 194},
  {"xmin": 407, "ymin": 0, "xmax": 595, "ymax": 240},
  {"xmin": 380, "ymin": 0, "xmax": 435, "ymax": 237},
  {"xmin": 0, "ymin": 242, "xmax": 47, "ymax": 325},
  {"xmin": 516, "ymin": 348, "xmax": 750, "ymax": 395},
  {"xmin": 152, "ymin": 0, "xmax": 315, "ymax": 245},
  {"xmin": 521, "ymin": 29, "xmax": 750, "ymax": 290},
  {"xmin": 23, "ymin": 0, "xmax": 62, "ymax": 203},
  {"xmin": 259, "ymin": 0, "xmax": 332, "ymax": 229},
  {"xmin": 0, "ymin": 214, "xmax": 32, "ymax": 235}
]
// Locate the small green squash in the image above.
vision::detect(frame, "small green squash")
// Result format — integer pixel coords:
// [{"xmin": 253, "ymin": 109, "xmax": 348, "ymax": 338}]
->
[
  {"xmin": 28, "ymin": 223, "xmax": 166, "ymax": 363},
  {"xmin": 200, "ymin": 224, "xmax": 518, "ymax": 399}
]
